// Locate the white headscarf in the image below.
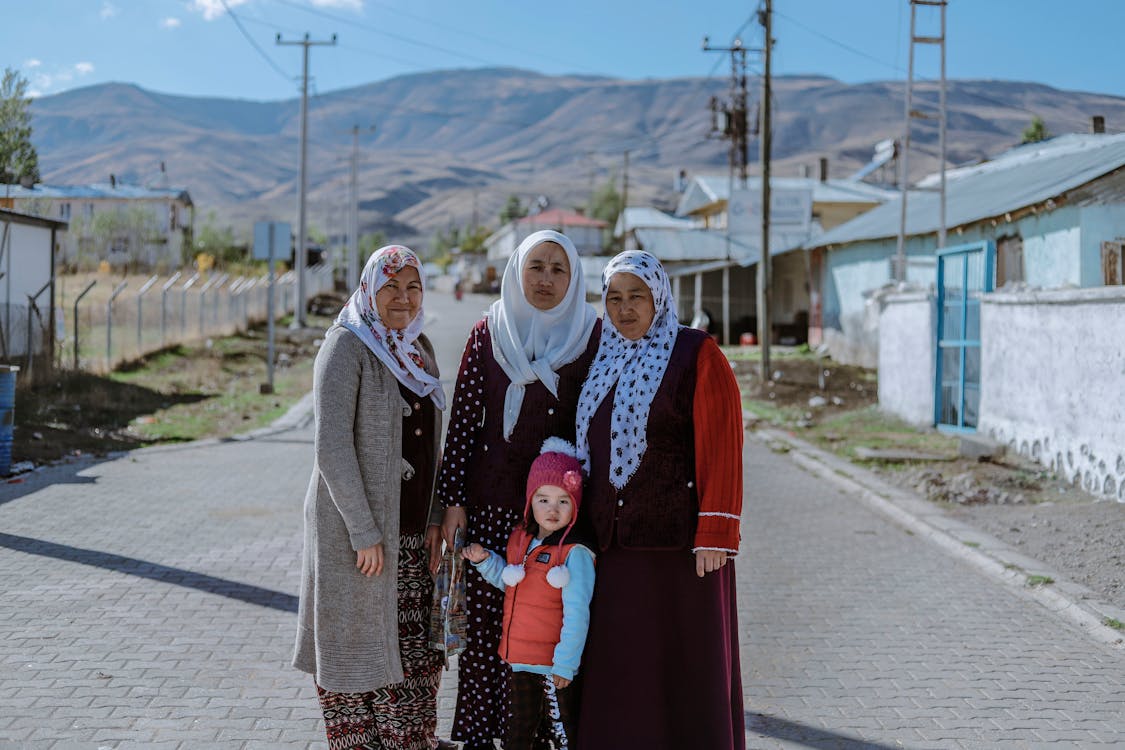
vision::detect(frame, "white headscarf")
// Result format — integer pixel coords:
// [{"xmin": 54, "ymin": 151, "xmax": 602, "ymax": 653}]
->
[
  {"xmin": 575, "ymin": 251, "xmax": 679, "ymax": 488},
  {"xmin": 336, "ymin": 244, "xmax": 446, "ymax": 409},
  {"xmin": 487, "ymin": 230, "xmax": 599, "ymax": 441}
]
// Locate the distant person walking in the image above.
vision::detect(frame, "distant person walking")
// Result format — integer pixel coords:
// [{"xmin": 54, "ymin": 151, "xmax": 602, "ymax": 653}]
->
[
  {"xmin": 435, "ymin": 230, "xmax": 600, "ymax": 749},
  {"xmin": 292, "ymin": 245, "xmax": 454, "ymax": 750},
  {"xmin": 574, "ymin": 250, "xmax": 745, "ymax": 749}
]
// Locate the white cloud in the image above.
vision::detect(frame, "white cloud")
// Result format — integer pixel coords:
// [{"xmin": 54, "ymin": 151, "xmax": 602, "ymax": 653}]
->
[
  {"xmin": 100, "ymin": 1, "xmax": 119, "ymax": 19},
  {"xmin": 310, "ymin": 0, "xmax": 364, "ymax": 9},
  {"xmin": 74, "ymin": 62, "xmax": 95, "ymax": 76},
  {"xmin": 189, "ymin": 0, "xmax": 250, "ymax": 21},
  {"xmin": 24, "ymin": 59, "xmax": 42, "ymax": 69},
  {"xmin": 161, "ymin": 17, "xmax": 182, "ymax": 29}
]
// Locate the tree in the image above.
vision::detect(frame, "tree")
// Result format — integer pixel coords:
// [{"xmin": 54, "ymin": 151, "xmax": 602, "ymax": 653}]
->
[
  {"xmin": 590, "ymin": 175, "xmax": 623, "ymax": 227},
  {"xmin": 358, "ymin": 230, "xmax": 389, "ymax": 264},
  {"xmin": 0, "ymin": 67, "xmax": 40, "ymax": 184},
  {"xmin": 499, "ymin": 194, "xmax": 528, "ymax": 224},
  {"xmin": 1021, "ymin": 116, "xmax": 1052, "ymax": 144},
  {"xmin": 193, "ymin": 211, "xmax": 241, "ymax": 266}
]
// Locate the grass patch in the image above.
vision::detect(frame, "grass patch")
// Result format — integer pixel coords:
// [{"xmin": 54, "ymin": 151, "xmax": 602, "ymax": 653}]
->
[
  {"xmin": 1104, "ymin": 618, "xmax": 1124, "ymax": 631},
  {"xmin": 1026, "ymin": 574, "xmax": 1055, "ymax": 587},
  {"xmin": 742, "ymin": 398, "xmax": 805, "ymax": 426},
  {"xmin": 804, "ymin": 406, "xmax": 958, "ymax": 461},
  {"xmin": 963, "ymin": 541, "xmax": 981, "ymax": 548}
]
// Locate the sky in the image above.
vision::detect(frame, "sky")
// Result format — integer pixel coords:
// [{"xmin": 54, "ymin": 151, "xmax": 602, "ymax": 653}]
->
[{"xmin": 4, "ymin": 0, "xmax": 1125, "ymax": 102}]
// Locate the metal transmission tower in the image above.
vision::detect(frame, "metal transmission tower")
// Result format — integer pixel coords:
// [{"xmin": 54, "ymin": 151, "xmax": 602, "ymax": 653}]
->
[
  {"xmin": 896, "ymin": 0, "xmax": 948, "ymax": 282},
  {"xmin": 276, "ymin": 32, "xmax": 336, "ymax": 327}
]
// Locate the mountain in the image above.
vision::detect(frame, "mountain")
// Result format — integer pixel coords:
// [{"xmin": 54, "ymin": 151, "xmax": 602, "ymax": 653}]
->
[{"xmin": 28, "ymin": 68, "xmax": 1125, "ymax": 250}]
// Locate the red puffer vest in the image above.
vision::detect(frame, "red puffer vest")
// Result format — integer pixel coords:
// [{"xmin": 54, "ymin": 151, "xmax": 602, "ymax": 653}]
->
[{"xmin": 498, "ymin": 528, "xmax": 577, "ymax": 667}]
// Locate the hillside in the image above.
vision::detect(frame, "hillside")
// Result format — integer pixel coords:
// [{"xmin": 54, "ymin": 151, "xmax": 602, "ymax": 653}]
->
[{"xmin": 28, "ymin": 68, "xmax": 1125, "ymax": 250}]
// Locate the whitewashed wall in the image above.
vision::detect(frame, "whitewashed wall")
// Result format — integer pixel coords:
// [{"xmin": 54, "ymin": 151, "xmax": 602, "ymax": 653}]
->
[
  {"xmin": 979, "ymin": 286, "xmax": 1125, "ymax": 502},
  {"xmin": 877, "ymin": 290, "xmax": 935, "ymax": 426}
]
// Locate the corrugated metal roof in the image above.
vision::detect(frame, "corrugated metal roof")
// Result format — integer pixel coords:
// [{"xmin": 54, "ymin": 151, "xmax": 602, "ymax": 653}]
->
[
  {"xmin": 614, "ymin": 206, "xmax": 698, "ymax": 236},
  {"xmin": 676, "ymin": 175, "xmax": 896, "ymax": 216},
  {"xmin": 1, "ymin": 182, "xmax": 192, "ymax": 202},
  {"xmin": 808, "ymin": 133, "xmax": 1125, "ymax": 249},
  {"xmin": 635, "ymin": 225, "xmax": 819, "ymax": 267}
]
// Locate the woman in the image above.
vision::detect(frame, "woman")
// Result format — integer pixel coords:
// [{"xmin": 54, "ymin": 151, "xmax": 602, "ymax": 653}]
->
[
  {"xmin": 293, "ymin": 245, "xmax": 453, "ymax": 750},
  {"xmin": 575, "ymin": 250, "xmax": 745, "ymax": 749},
  {"xmin": 436, "ymin": 230, "xmax": 600, "ymax": 750}
]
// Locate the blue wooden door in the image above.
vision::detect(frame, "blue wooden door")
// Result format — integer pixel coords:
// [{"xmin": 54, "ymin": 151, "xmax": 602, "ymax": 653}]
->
[{"xmin": 935, "ymin": 241, "xmax": 995, "ymax": 431}]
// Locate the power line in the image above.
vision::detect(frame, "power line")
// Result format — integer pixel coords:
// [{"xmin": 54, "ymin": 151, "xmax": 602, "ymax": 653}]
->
[
  {"xmin": 219, "ymin": 0, "xmax": 293, "ymax": 82},
  {"xmin": 774, "ymin": 9, "xmax": 905, "ymax": 75}
]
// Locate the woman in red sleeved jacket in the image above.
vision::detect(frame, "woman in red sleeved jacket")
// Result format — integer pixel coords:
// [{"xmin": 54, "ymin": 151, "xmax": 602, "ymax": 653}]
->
[{"xmin": 574, "ymin": 250, "xmax": 745, "ymax": 750}]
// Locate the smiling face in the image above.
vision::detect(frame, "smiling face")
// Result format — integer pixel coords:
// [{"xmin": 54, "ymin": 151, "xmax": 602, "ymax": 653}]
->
[
  {"xmin": 521, "ymin": 241, "xmax": 572, "ymax": 311},
  {"xmin": 374, "ymin": 265, "xmax": 423, "ymax": 330},
  {"xmin": 604, "ymin": 272, "xmax": 656, "ymax": 341},
  {"xmin": 530, "ymin": 483, "xmax": 575, "ymax": 539}
]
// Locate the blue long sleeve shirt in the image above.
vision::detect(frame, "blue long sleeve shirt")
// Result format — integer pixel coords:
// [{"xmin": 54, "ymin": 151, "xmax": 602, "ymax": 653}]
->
[{"xmin": 473, "ymin": 538, "xmax": 596, "ymax": 680}]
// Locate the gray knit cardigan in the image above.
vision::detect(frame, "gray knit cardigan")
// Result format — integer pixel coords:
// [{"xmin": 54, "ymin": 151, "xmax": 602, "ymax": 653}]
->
[{"xmin": 292, "ymin": 324, "xmax": 443, "ymax": 693}]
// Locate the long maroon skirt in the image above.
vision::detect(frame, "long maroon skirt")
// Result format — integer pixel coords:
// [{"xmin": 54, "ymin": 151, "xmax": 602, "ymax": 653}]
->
[{"xmin": 577, "ymin": 546, "xmax": 744, "ymax": 750}]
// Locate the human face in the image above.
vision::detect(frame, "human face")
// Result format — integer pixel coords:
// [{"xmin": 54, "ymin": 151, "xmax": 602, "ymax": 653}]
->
[
  {"xmin": 605, "ymin": 272, "xmax": 656, "ymax": 341},
  {"xmin": 375, "ymin": 265, "xmax": 422, "ymax": 330},
  {"xmin": 530, "ymin": 484, "xmax": 574, "ymax": 539},
  {"xmin": 521, "ymin": 242, "xmax": 572, "ymax": 311}
]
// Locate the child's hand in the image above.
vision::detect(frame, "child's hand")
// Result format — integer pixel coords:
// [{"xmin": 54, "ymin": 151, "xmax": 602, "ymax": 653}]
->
[
  {"xmin": 462, "ymin": 543, "xmax": 488, "ymax": 564},
  {"xmin": 552, "ymin": 674, "xmax": 571, "ymax": 689}
]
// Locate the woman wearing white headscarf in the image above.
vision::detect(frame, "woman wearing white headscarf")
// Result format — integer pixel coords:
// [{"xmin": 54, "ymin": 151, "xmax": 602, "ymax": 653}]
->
[
  {"xmin": 435, "ymin": 230, "xmax": 599, "ymax": 749},
  {"xmin": 575, "ymin": 251, "xmax": 745, "ymax": 749},
  {"xmin": 293, "ymin": 245, "xmax": 455, "ymax": 750}
]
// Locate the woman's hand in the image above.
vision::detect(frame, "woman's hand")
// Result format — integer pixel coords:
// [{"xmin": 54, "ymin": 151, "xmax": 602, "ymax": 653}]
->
[
  {"xmin": 462, "ymin": 543, "xmax": 488, "ymax": 564},
  {"xmin": 552, "ymin": 674, "xmax": 572, "ymax": 689},
  {"xmin": 695, "ymin": 549, "xmax": 728, "ymax": 578},
  {"xmin": 356, "ymin": 543, "xmax": 385, "ymax": 577},
  {"xmin": 441, "ymin": 506, "xmax": 467, "ymax": 549},
  {"xmin": 425, "ymin": 524, "xmax": 443, "ymax": 575}
]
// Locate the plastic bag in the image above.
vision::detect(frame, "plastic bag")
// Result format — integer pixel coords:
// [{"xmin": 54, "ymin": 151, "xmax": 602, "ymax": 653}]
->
[{"xmin": 429, "ymin": 527, "xmax": 467, "ymax": 664}]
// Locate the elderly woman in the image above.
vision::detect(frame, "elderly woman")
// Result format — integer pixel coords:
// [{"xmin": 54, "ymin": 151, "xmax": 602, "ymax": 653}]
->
[
  {"xmin": 293, "ymin": 245, "xmax": 454, "ymax": 750},
  {"xmin": 575, "ymin": 251, "xmax": 745, "ymax": 749},
  {"xmin": 436, "ymin": 230, "xmax": 600, "ymax": 750}
]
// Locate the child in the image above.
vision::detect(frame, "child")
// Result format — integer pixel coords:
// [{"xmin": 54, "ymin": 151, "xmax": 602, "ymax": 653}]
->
[{"xmin": 462, "ymin": 437, "xmax": 596, "ymax": 750}]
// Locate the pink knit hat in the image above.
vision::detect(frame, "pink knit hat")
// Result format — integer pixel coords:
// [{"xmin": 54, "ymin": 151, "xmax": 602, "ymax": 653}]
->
[{"xmin": 525, "ymin": 437, "xmax": 584, "ymax": 511}]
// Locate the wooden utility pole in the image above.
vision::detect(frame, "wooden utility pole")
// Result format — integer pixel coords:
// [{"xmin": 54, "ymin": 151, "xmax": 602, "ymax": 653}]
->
[
  {"xmin": 277, "ymin": 32, "xmax": 336, "ymax": 327},
  {"xmin": 757, "ymin": 0, "xmax": 773, "ymax": 381}
]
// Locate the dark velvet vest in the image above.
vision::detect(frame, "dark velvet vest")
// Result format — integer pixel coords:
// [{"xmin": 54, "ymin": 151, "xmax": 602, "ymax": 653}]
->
[
  {"xmin": 585, "ymin": 327, "xmax": 707, "ymax": 552},
  {"xmin": 464, "ymin": 319, "xmax": 601, "ymax": 511}
]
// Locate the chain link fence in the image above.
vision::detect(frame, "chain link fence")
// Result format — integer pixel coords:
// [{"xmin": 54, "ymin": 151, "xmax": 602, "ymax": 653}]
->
[{"xmin": 63, "ymin": 264, "xmax": 334, "ymax": 373}]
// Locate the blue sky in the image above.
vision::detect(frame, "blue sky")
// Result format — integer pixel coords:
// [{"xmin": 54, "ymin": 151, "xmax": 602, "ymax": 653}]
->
[{"xmin": 5, "ymin": 0, "xmax": 1125, "ymax": 101}]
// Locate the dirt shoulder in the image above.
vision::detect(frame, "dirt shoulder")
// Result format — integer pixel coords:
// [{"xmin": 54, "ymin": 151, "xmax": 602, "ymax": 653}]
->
[{"xmin": 729, "ymin": 348, "xmax": 1125, "ymax": 614}]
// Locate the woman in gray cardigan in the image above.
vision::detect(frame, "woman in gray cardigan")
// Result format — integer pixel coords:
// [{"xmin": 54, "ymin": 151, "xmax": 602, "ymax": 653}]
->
[{"xmin": 293, "ymin": 245, "xmax": 453, "ymax": 750}]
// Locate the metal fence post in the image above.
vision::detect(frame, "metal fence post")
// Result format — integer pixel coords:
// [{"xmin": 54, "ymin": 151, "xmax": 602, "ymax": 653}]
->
[
  {"xmin": 181, "ymin": 273, "xmax": 199, "ymax": 338},
  {"xmin": 73, "ymin": 281, "xmax": 97, "ymax": 370},
  {"xmin": 106, "ymin": 281, "xmax": 128, "ymax": 370},
  {"xmin": 160, "ymin": 271, "xmax": 182, "ymax": 346},
  {"xmin": 136, "ymin": 275, "xmax": 159, "ymax": 358},
  {"xmin": 198, "ymin": 276, "xmax": 218, "ymax": 336}
]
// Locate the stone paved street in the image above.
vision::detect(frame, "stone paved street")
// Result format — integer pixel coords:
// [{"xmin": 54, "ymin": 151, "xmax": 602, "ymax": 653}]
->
[{"xmin": 2, "ymin": 291, "xmax": 1124, "ymax": 748}]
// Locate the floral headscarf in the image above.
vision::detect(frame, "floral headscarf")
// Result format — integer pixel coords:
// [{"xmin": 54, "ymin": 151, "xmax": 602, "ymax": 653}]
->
[
  {"xmin": 574, "ymin": 251, "xmax": 679, "ymax": 488},
  {"xmin": 336, "ymin": 245, "xmax": 446, "ymax": 409}
]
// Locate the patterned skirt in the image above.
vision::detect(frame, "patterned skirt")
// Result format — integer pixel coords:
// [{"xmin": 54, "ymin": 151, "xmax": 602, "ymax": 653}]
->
[
  {"xmin": 316, "ymin": 534, "xmax": 444, "ymax": 750},
  {"xmin": 451, "ymin": 504, "xmax": 524, "ymax": 745}
]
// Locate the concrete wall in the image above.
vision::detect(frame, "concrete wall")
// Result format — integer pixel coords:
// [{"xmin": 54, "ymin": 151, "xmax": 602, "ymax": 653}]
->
[
  {"xmin": 877, "ymin": 290, "xmax": 935, "ymax": 426},
  {"xmin": 978, "ymin": 286, "xmax": 1125, "ymax": 502}
]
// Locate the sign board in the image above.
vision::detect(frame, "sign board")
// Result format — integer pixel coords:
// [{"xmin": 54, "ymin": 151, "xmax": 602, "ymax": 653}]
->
[
  {"xmin": 253, "ymin": 221, "xmax": 291, "ymax": 261},
  {"xmin": 728, "ymin": 187, "xmax": 813, "ymax": 236}
]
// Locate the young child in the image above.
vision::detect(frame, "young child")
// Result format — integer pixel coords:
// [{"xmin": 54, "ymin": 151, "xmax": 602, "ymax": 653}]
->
[{"xmin": 462, "ymin": 437, "xmax": 596, "ymax": 750}]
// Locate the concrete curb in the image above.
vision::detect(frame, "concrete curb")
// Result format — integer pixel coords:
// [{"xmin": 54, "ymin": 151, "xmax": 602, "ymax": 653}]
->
[{"xmin": 753, "ymin": 425, "xmax": 1125, "ymax": 651}]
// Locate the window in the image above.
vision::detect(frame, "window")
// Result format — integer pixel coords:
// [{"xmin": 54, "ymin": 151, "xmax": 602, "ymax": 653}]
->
[
  {"xmin": 1102, "ymin": 241, "xmax": 1124, "ymax": 285},
  {"xmin": 996, "ymin": 234, "xmax": 1024, "ymax": 286}
]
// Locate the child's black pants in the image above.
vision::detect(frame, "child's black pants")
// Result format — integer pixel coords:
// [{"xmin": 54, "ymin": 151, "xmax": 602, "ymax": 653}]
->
[{"xmin": 507, "ymin": 671, "xmax": 576, "ymax": 749}]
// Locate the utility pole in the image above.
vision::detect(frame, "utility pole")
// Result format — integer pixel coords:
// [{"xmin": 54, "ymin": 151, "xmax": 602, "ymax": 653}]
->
[
  {"xmin": 758, "ymin": 0, "xmax": 773, "ymax": 381},
  {"xmin": 277, "ymin": 32, "xmax": 336, "ymax": 327},
  {"xmin": 704, "ymin": 33, "xmax": 754, "ymax": 347},
  {"xmin": 348, "ymin": 124, "xmax": 375, "ymax": 291},
  {"xmin": 622, "ymin": 150, "xmax": 631, "ymax": 215}
]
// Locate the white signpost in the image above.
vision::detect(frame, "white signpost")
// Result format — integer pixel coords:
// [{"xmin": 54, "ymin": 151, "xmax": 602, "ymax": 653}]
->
[{"xmin": 253, "ymin": 221, "xmax": 291, "ymax": 394}]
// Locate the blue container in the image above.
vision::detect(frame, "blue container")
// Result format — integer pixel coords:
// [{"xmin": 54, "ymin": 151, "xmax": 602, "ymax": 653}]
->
[{"xmin": 0, "ymin": 365, "xmax": 18, "ymax": 477}]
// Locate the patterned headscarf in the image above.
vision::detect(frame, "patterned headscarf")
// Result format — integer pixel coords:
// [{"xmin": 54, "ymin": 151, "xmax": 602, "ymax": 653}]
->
[
  {"xmin": 487, "ymin": 230, "xmax": 599, "ymax": 441},
  {"xmin": 336, "ymin": 245, "xmax": 446, "ymax": 409},
  {"xmin": 575, "ymin": 251, "xmax": 679, "ymax": 488}
]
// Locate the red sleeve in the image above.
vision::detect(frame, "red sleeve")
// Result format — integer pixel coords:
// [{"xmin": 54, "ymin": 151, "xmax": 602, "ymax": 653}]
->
[
  {"xmin": 692, "ymin": 337, "xmax": 743, "ymax": 553},
  {"xmin": 435, "ymin": 320, "xmax": 488, "ymax": 508}
]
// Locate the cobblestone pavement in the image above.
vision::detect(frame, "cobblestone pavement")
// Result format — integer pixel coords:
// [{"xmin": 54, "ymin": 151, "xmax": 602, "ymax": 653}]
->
[{"xmin": 2, "ymin": 292, "xmax": 1124, "ymax": 748}]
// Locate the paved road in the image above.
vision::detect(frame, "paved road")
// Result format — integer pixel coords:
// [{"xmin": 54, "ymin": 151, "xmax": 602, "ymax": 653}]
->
[{"xmin": 2, "ymin": 290, "xmax": 1124, "ymax": 748}]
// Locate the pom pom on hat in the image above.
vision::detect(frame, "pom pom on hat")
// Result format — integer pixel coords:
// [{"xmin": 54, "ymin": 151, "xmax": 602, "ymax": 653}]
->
[{"xmin": 540, "ymin": 436, "xmax": 577, "ymax": 459}]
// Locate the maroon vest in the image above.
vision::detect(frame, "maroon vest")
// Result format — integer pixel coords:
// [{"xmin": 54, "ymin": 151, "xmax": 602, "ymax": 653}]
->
[
  {"xmin": 585, "ymin": 327, "xmax": 707, "ymax": 552},
  {"xmin": 464, "ymin": 319, "xmax": 601, "ymax": 511}
]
